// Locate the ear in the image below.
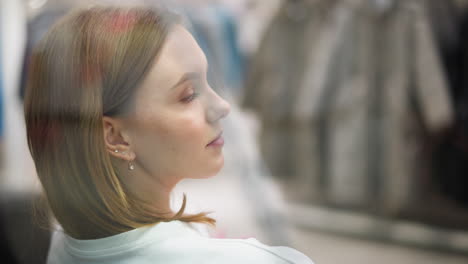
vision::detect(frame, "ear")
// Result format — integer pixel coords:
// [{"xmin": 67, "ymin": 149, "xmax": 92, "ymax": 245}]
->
[{"xmin": 103, "ymin": 116, "xmax": 136, "ymax": 161}]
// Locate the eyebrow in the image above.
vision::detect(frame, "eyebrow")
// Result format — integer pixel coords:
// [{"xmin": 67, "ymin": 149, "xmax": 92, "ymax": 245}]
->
[{"xmin": 170, "ymin": 72, "xmax": 200, "ymax": 90}]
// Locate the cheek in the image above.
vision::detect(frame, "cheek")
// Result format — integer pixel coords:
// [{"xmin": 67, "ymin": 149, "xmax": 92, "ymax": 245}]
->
[
  {"xmin": 167, "ymin": 117, "xmax": 208, "ymax": 167},
  {"xmin": 157, "ymin": 113, "xmax": 206, "ymax": 146},
  {"xmin": 160, "ymin": 115, "xmax": 221, "ymax": 178},
  {"xmin": 133, "ymin": 111, "xmax": 209, "ymax": 174}
]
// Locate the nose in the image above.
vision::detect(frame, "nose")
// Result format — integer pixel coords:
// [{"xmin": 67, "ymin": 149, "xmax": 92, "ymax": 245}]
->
[{"xmin": 206, "ymin": 89, "xmax": 231, "ymax": 124}]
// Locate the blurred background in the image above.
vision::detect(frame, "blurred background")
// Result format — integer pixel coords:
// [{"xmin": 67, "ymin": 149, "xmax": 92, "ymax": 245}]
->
[{"xmin": 2, "ymin": 0, "xmax": 468, "ymax": 263}]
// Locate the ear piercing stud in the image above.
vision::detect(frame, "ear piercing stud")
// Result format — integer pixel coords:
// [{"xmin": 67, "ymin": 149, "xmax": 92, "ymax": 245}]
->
[{"xmin": 113, "ymin": 149, "xmax": 134, "ymax": 170}]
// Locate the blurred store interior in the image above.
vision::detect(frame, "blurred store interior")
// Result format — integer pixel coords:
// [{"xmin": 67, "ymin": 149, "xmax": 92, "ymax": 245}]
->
[{"xmin": 2, "ymin": 0, "xmax": 468, "ymax": 263}]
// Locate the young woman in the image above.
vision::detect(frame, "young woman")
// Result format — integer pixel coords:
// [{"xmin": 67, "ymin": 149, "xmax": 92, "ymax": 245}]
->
[{"xmin": 24, "ymin": 5, "xmax": 314, "ymax": 264}]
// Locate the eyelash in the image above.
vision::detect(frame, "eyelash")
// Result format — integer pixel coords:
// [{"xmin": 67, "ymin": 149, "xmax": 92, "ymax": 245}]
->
[{"xmin": 181, "ymin": 92, "xmax": 199, "ymax": 103}]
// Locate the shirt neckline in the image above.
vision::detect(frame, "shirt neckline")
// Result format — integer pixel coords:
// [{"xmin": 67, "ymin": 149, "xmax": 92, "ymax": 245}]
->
[{"xmin": 63, "ymin": 220, "xmax": 199, "ymax": 257}]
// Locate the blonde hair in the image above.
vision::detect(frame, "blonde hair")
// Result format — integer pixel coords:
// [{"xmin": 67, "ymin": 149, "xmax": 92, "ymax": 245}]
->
[{"xmin": 24, "ymin": 6, "xmax": 215, "ymax": 240}]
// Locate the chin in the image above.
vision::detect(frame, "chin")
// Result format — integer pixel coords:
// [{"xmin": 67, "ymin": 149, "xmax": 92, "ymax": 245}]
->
[
  {"xmin": 212, "ymin": 155, "xmax": 225, "ymax": 174},
  {"xmin": 192, "ymin": 157, "xmax": 225, "ymax": 179}
]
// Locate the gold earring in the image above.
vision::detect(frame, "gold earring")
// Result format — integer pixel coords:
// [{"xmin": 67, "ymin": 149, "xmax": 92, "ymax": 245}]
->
[{"xmin": 128, "ymin": 160, "xmax": 135, "ymax": 171}]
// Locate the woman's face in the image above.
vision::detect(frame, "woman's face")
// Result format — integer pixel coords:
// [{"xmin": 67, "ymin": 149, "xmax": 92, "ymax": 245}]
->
[{"xmin": 125, "ymin": 25, "xmax": 230, "ymax": 184}]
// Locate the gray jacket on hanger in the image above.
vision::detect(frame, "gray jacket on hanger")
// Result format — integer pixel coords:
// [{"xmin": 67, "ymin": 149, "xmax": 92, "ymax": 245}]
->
[{"xmin": 242, "ymin": 0, "xmax": 453, "ymax": 213}]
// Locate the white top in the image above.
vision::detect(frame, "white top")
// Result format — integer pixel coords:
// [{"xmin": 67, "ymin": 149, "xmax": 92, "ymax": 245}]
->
[{"xmin": 47, "ymin": 220, "xmax": 314, "ymax": 264}]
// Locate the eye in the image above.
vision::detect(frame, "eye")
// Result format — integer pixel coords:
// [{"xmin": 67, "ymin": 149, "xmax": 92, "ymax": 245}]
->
[
  {"xmin": 180, "ymin": 80, "xmax": 203, "ymax": 103},
  {"xmin": 181, "ymin": 91, "xmax": 199, "ymax": 103}
]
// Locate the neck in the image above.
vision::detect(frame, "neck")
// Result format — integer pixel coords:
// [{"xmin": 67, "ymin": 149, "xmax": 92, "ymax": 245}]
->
[{"xmin": 122, "ymin": 165, "xmax": 180, "ymax": 216}]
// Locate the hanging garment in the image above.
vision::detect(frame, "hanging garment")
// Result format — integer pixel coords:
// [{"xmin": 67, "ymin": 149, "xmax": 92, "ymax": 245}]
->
[
  {"xmin": 232, "ymin": 0, "xmax": 282, "ymax": 57},
  {"xmin": 243, "ymin": 0, "xmax": 454, "ymax": 212},
  {"xmin": 324, "ymin": 0, "xmax": 376, "ymax": 207},
  {"xmin": 243, "ymin": 0, "xmax": 343, "ymax": 202},
  {"xmin": 325, "ymin": 0, "xmax": 454, "ymax": 212},
  {"xmin": 432, "ymin": 5, "xmax": 468, "ymax": 209},
  {"xmin": 425, "ymin": 0, "xmax": 461, "ymax": 105},
  {"xmin": 328, "ymin": 0, "xmax": 454, "ymax": 212},
  {"xmin": 324, "ymin": 1, "xmax": 452, "ymax": 212}
]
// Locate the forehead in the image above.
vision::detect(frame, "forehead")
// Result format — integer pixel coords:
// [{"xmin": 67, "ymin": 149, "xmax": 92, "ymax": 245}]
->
[
  {"xmin": 163, "ymin": 25, "xmax": 207, "ymax": 70},
  {"xmin": 144, "ymin": 25, "xmax": 207, "ymax": 89}
]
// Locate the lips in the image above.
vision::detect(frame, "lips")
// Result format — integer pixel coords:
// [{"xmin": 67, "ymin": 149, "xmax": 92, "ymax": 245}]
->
[{"xmin": 207, "ymin": 132, "xmax": 224, "ymax": 147}]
